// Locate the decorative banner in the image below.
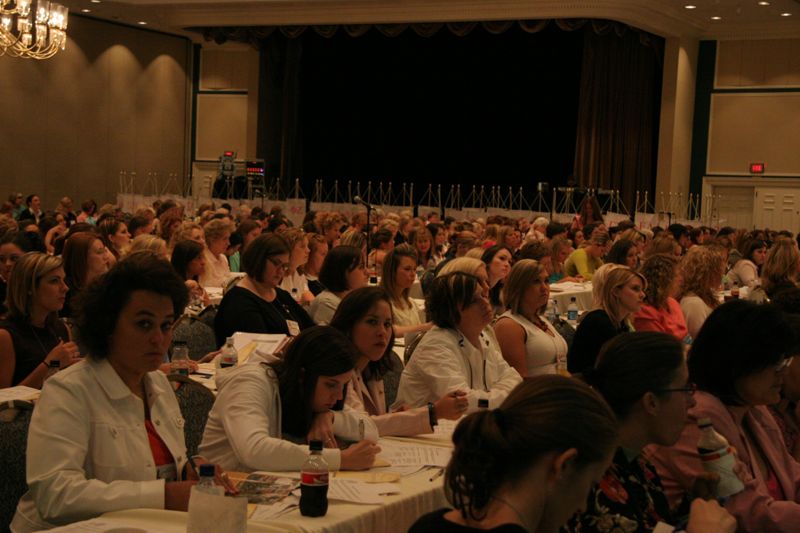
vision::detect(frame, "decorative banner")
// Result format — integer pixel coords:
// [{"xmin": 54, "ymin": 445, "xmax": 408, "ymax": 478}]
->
[
  {"xmin": 417, "ymin": 205, "xmax": 441, "ymax": 218},
  {"xmin": 604, "ymin": 211, "xmax": 632, "ymax": 227},
  {"xmin": 552, "ymin": 212, "xmax": 577, "ymax": 224}
]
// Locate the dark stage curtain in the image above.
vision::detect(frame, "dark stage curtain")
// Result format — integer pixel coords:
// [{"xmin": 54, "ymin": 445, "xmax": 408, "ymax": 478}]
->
[{"xmin": 573, "ymin": 22, "xmax": 663, "ymax": 209}]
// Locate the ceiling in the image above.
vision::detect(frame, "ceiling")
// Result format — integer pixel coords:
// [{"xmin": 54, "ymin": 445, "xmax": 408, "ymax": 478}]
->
[{"xmin": 60, "ymin": 0, "xmax": 800, "ymax": 42}]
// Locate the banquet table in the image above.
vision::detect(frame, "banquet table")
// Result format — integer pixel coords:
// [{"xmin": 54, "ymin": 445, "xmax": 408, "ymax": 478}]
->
[{"xmin": 549, "ymin": 281, "xmax": 593, "ymax": 312}]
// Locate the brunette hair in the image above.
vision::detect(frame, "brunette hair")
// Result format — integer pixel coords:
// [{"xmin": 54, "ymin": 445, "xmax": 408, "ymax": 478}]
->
[
  {"xmin": 502, "ymin": 259, "xmax": 548, "ymax": 316},
  {"xmin": 62, "ymin": 232, "xmax": 102, "ymax": 290},
  {"xmin": 381, "ymin": 244, "xmax": 418, "ymax": 305},
  {"xmin": 171, "ymin": 239, "xmax": 205, "ymax": 281},
  {"xmin": 426, "ymin": 272, "xmax": 482, "ymax": 329},
  {"xmin": 241, "ymin": 234, "xmax": 291, "ymax": 283},
  {"xmin": 319, "ymin": 245, "xmax": 363, "ymax": 293},
  {"xmin": 5, "ymin": 252, "xmax": 63, "ymax": 323}
]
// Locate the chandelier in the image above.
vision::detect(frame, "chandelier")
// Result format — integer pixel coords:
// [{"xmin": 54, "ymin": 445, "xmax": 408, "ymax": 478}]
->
[{"xmin": 1, "ymin": 0, "xmax": 68, "ymax": 59}]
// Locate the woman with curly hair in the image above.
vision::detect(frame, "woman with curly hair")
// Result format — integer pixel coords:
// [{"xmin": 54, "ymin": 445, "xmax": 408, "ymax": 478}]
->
[
  {"xmin": 633, "ymin": 253, "xmax": 689, "ymax": 342},
  {"xmin": 761, "ymin": 237, "xmax": 800, "ymax": 299},
  {"xmin": 678, "ymin": 246, "xmax": 725, "ymax": 340}
]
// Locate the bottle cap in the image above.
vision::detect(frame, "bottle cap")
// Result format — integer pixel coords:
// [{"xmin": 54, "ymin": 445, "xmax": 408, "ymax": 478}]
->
[
  {"xmin": 309, "ymin": 440, "xmax": 323, "ymax": 451},
  {"xmin": 199, "ymin": 463, "xmax": 215, "ymax": 477}
]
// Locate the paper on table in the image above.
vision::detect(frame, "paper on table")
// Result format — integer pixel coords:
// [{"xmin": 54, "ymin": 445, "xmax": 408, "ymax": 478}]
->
[
  {"xmin": 377, "ymin": 441, "xmax": 452, "ymax": 468},
  {"xmin": 0, "ymin": 385, "xmax": 40, "ymax": 403},
  {"xmin": 327, "ymin": 478, "xmax": 401, "ymax": 504},
  {"xmin": 231, "ymin": 333, "xmax": 289, "ymax": 362},
  {"xmin": 46, "ymin": 518, "xmax": 161, "ymax": 532},
  {"xmin": 250, "ymin": 496, "xmax": 299, "ymax": 522}
]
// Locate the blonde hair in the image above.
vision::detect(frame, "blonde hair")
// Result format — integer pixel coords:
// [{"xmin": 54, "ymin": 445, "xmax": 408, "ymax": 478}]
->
[
  {"xmin": 170, "ymin": 221, "xmax": 202, "ymax": 249},
  {"xmin": 591, "ymin": 263, "xmax": 624, "ymax": 308},
  {"xmin": 464, "ymin": 247, "xmax": 484, "ymax": 260},
  {"xmin": 502, "ymin": 259, "xmax": 548, "ymax": 315},
  {"xmin": 762, "ymin": 237, "xmax": 800, "ymax": 294},
  {"xmin": 438, "ymin": 257, "xmax": 486, "ymax": 278},
  {"xmin": 597, "ymin": 266, "xmax": 647, "ymax": 325},
  {"xmin": 678, "ymin": 246, "xmax": 724, "ymax": 308},
  {"xmin": 6, "ymin": 252, "xmax": 63, "ymax": 322},
  {"xmin": 127, "ymin": 234, "xmax": 167, "ymax": 258}
]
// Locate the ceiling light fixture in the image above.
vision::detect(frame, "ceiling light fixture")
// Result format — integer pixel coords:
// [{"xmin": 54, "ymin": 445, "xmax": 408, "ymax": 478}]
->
[
  {"xmin": 137, "ymin": 21, "xmax": 146, "ymax": 25},
  {"xmin": 781, "ymin": 12, "xmax": 792, "ymax": 16},
  {"xmin": 80, "ymin": 8, "xmax": 90, "ymax": 12},
  {"xmin": 758, "ymin": 1, "xmax": 770, "ymax": 5},
  {"xmin": 711, "ymin": 15, "xmax": 722, "ymax": 20},
  {"xmin": 90, "ymin": 0, "xmax": 100, "ymax": 3},
  {"xmin": 684, "ymin": 4, "xmax": 697, "ymax": 9},
  {"xmin": 0, "ymin": 0, "xmax": 69, "ymax": 59}
]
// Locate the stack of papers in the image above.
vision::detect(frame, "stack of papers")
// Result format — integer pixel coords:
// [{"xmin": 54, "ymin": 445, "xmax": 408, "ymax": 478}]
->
[{"xmin": 0, "ymin": 385, "xmax": 40, "ymax": 403}]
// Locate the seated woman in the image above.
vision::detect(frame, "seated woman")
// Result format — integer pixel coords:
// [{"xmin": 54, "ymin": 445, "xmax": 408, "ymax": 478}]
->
[
  {"xmin": 199, "ymin": 218, "xmax": 233, "ymax": 288},
  {"xmin": 548, "ymin": 237, "xmax": 582, "ymax": 284},
  {"xmin": 648, "ymin": 300, "xmax": 800, "ymax": 533},
  {"xmin": 367, "ymin": 228, "xmax": 394, "ymax": 274},
  {"xmin": 564, "ymin": 233, "xmax": 608, "ymax": 281},
  {"xmin": 0, "ymin": 230, "xmax": 40, "ymax": 317},
  {"xmin": 97, "ymin": 216, "xmax": 131, "ymax": 262},
  {"xmin": 0, "ymin": 253, "xmax": 80, "ymax": 389},
  {"xmin": 171, "ymin": 239, "xmax": 211, "ymax": 307},
  {"xmin": 494, "ymin": 259, "xmax": 568, "ymax": 378},
  {"xmin": 605, "ymin": 238, "xmax": 639, "ymax": 269},
  {"xmin": 762, "ymin": 237, "xmax": 800, "ymax": 299},
  {"xmin": 11, "ymin": 253, "xmax": 234, "ymax": 532},
  {"xmin": 410, "ymin": 226, "xmax": 435, "ymax": 270},
  {"xmin": 411, "ymin": 376, "xmax": 620, "ymax": 532},
  {"xmin": 770, "ymin": 290, "xmax": 800, "ymax": 461},
  {"xmin": 303, "ymin": 233, "xmax": 328, "ymax": 297},
  {"xmin": 309, "ymin": 245, "xmax": 368, "ymax": 325},
  {"xmin": 393, "ymin": 271, "xmax": 522, "ymax": 412},
  {"xmin": 331, "ymin": 287, "xmax": 466, "ymax": 437},
  {"xmin": 567, "ymin": 266, "xmax": 645, "ymax": 374},
  {"xmin": 633, "ymin": 253, "xmax": 689, "ymax": 343},
  {"xmin": 199, "ymin": 326, "xmax": 380, "ymax": 471},
  {"xmin": 481, "ymin": 245, "xmax": 513, "ymax": 316},
  {"xmin": 228, "ymin": 219, "xmax": 261, "ymax": 273},
  {"xmin": 678, "ymin": 246, "xmax": 724, "ymax": 340},
  {"xmin": 728, "ymin": 237, "xmax": 767, "ymax": 288},
  {"xmin": 61, "ymin": 232, "xmax": 111, "ymax": 319},
  {"xmin": 278, "ymin": 228, "xmax": 313, "ymax": 304},
  {"xmin": 214, "ymin": 234, "xmax": 313, "ymax": 346},
  {"xmin": 570, "ymin": 332, "xmax": 735, "ymax": 533},
  {"xmin": 127, "ymin": 234, "xmax": 169, "ymax": 260},
  {"xmin": 381, "ymin": 244, "xmax": 431, "ymax": 336}
]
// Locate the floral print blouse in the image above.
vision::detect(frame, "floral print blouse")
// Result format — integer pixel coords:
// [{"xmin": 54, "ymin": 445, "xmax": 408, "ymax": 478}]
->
[{"xmin": 564, "ymin": 448, "xmax": 685, "ymax": 533}]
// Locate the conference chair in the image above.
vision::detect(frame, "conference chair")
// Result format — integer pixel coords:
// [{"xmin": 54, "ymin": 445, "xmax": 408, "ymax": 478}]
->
[
  {"xmin": 0, "ymin": 400, "xmax": 34, "ymax": 533},
  {"xmin": 167, "ymin": 375, "xmax": 216, "ymax": 458}
]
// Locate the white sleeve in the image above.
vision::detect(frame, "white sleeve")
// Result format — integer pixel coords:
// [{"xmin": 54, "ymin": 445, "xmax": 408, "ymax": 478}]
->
[
  {"xmin": 27, "ymin": 379, "xmax": 164, "ymax": 524},
  {"xmin": 410, "ymin": 335, "xmax": 483, "ymax": 411},
  {"xmin": 217, "ymin": 369, "xmax": 342, "ymax": 471},
  {"xmin": 333, "ymin": 406, "xmax": 379, "ymax": 442}
]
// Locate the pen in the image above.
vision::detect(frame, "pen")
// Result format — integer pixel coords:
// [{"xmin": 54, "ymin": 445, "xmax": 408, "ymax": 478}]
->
[
  {"xmin": 193, "ymin": 372, "xmax": 213, "ymax": 378},
  {"xmin": 359, "ymin": 419, "xmax": 365, "ymax": 441},
  {"xmin": 429, "ymin": 467, "xmax": 444, "ymax": 482}
]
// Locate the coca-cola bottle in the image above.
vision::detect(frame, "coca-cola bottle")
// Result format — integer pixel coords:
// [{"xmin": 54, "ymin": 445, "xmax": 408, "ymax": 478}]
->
[{"xmin": 300, "ymin": 440, "xmax": 329, "ymax": 517}]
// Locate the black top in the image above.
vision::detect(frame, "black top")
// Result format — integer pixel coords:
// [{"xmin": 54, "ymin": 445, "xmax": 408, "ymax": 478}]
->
[
  {"xmin": 0, "ymin": 280, "xmax": 7, "ymax": 317},
  {"xmin": 0, "ymin": 317, "xmax": 69, "ymax": 385},
  {"xmin": 307, "ymin": 278, "xmax": 325, "ymax": 297},
  {"xmin": 410, "ymin": 509, "xmax": 528, "ymax": 533},
  {"xmin": 567, "ymin": 309, "xmax": 628, "ymax": 374},
  {"xmin": 214, "ymin": 286, "xmax": 314, "ymax": 347}
]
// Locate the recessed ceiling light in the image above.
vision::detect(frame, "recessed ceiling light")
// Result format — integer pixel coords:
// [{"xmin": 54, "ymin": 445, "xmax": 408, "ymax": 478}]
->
[
  {"xmin": 684, "ymin": 4, "xmax": 697, "ymax": 9},
  {"xmin": 781, "ymin": 12, "xmax": 792, "ymax": 17},
  {"xmin": 90, "ymin": 0, "xmax": 100, "ymax": 3},
  {"xmin": 758, "ymin": 1, "xmax": 770, "ymax": 5},
  {"xmin": 137, "ymin": 21, "xmax": 147, "ymax": 25},
  {"xmin": 711, "ymin": 15, "xmax": 722, "ymax": 20},
  {"xmin": 80, "ymin": 8, "xmax": 90, "ymax": 12}
]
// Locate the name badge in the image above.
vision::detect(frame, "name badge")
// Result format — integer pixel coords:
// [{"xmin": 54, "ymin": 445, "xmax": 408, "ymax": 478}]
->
[{"xmin": 287, "ymin": 320, "xmax": 300, "ymax": 336}]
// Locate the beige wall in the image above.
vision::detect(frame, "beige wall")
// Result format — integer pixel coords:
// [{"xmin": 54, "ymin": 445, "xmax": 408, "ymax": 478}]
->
[{"xmin": 0, "ymin": 15, "xmax": 191, "ymax": 210}]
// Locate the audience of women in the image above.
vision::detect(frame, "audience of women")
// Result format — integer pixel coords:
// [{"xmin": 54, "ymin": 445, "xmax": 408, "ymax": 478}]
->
[
  {"xmin": 331, "ymin": 287, "xmax": 467, "ymax": 437},
  {"xmin": 728, "ymin": 237, "xmax": 767, "ymax": 288},
  {"xmin": 570, "ymin": 332, "xmax": 736, "ymax": 533},
  {"xmin": 199, "ymin": 326, "xmax": 380, "ymax": 472},
  {"xmin": 761, "ymin": 236, "xmax": 800, "ymax": 299},
  {"xmin": 633, "ymin": 253, "xmax": 690, "ymax": 343},
  {"xmin": 393, "ymin": 271, "xmax": 522, "ymax": 412},
  {"xmin": 308, "ymin": 245, "xmax": 367, "ymax": 325},
  {"xmin": 381, "ymin": 244, "xmax": 431, "ymax": 336},
  {"xmin": 61, "ymin": 232, "xmax": 110, "ymax": 318},
  {"xmin": 214, "ymin": 234, "xmax": 313, "ymax": 346},
  {"xmin": 411, "ymin": 376, "xmax": 618, "ymax": 532},
  {"xmin": 0, "ymin": 253, "xmax": 80, "ymax": 389},
  {"xmin": 567, "ymin": 266, "xmax": 645, "ymax": 374},
  {"xmin": 493, "ymin": 259, "xmax": 568, "ymax": 377},
  {"xmin": 11, "ymin": 253, "xmax": 235, "ymax": 532},
  {"xmin": 564, "ymin": 233, "xmax": 608, "ymax": 281},
  {"xmin": 678, "ymin": 246, "xmax": 724, "ymax": 340},
  {"xmin": 199, "ymin": 218, "xmax": 233, "ymax": 287},
  {"xmin": 649, "ymin": 300, "xmax": 800, "ymax": 533},
  {"xmin": 278, "ymin": 228, "xmax": 312, "ymax": 304}
]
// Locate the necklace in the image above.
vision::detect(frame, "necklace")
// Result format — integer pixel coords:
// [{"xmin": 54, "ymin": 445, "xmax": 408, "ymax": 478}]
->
[{"xmin": 492, "ymin": 495, "xmax": 532, "ymax": 532}]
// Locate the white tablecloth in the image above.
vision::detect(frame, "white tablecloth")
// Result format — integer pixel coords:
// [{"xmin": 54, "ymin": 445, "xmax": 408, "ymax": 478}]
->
[{"xmin": 549, "ymin": 281, "xmax": 593, "ymax": 312}]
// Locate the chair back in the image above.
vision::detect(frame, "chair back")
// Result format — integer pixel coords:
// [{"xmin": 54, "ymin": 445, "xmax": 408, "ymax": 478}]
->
[
  {"xmin": 167, "ymin": 375, "xmax": 215, "ymax": 458},
  {"xmin": 403, "ymin": 330, "xmax": 427, "ymax": 365},
  {"xmin": 0, "ymin": 400, "xmax": 34, "ymax": 533},
  {"xmin": 380, "ymin": 351, "xmax": 404, "ymax": 412},
  {"xmin": 172, "ymin": 315, "xmax": 218, "ymax": 361}
]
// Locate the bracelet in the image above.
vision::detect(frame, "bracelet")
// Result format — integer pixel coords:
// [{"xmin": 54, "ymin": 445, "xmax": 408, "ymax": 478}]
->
[{"xmin": 427, "ymin": 402, "xmax": 438, "ymax": 428}]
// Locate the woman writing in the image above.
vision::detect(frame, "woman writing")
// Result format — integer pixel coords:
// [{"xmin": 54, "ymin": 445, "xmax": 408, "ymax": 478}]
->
[
  {"xmin": 11, "ymin": 253, "xmax": 235, "ymax": 531},
  {"xmin": 0, "ymin": 253, "xmax": 80, "ymax": 389},
  {"xmin": 199, "ymin": 326, "xmax": 380, "ymax": 471},
  {"xmin": 331, "ymin": 287, "xmax": 467, "ymax": 437},
  {"xmin": 308, "ymin": 245, "xmax": 368, "ymax": 325},
  {"xmin": 381, "ymin": 244, "xmax": 431, "ymax": 336},
  {"xmin": 564, "ymin": 234, "xmax": 608, "ymax": 281},
  {"xmin": 494, "ymin": 259, "xmax": 568, "ymax": 378},
  {"xmin": 214, "ymin": 234, "xmax": 313, "ymax": 346}
]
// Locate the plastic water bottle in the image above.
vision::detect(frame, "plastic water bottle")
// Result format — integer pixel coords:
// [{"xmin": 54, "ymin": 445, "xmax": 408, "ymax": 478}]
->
[
  {"xmin": 43, "ymin": 360, "xmax": 60, "ymax": 382},
  {"xmin": 547, "ymin": 298, "xmax": 559, "ymax": 323},
  {"xmin": 219, "ymin": 337, "xmax": 238, "ymax": 369},
  {"xmin": 171, "ymin": 341, "xmax": 190, "ymax": 376},
  {"xmin": 300, "ymin": 440, "xmax": 329, "ymax": 517},
  {"xmin": 567, "ymin": 297, "xmax": 579, "ymax": 322},
  {"xmin": 697, "ymin": 418, "xmax": 745, "ymax": 498},
  {"xmin": 195, "ymin": 463, "xmax": 224, "ymax": 496}
]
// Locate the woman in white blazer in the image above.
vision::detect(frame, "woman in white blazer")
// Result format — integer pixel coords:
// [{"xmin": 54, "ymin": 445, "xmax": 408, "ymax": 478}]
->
[{"xmin": 12, "ymin": 253, "xmax": 234, "ymax": 532}]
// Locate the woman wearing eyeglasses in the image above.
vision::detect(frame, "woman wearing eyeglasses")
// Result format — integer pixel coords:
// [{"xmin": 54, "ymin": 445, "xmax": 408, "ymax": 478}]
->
[
  {"xmin": 649, "ymin": 300, "xmax": 800, "ymax": 533},
  {"xmin": 568, "ymin": 332, "xmax": 735, "ymax": 533},
  {"xmin": 214, "ymin": 234, "xmax": 313, "ymax": 347}
]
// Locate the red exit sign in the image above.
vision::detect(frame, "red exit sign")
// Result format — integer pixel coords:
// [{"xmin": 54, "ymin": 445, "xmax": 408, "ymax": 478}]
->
[{"xmin": 750, "ymin": 162, "xmax": 765, "ymax": 174}]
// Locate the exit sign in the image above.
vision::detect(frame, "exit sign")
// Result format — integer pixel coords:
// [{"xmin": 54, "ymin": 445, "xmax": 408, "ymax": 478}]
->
[{"xmin": 750, "ymin": 162, "xmax": 765, "ymax": 174}]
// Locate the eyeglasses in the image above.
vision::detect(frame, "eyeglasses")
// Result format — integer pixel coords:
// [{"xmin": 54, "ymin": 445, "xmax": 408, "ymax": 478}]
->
[
  {"xmin": 775, "ymin": 357, "xmax": 794, "ymax": 373},
  {"xmin": 656, "ymin": 382, "xmax": 697, "ymax": 396},
  {"xmin": 267, "ymin": 257, "xmax": 291, "ymax": 272}
]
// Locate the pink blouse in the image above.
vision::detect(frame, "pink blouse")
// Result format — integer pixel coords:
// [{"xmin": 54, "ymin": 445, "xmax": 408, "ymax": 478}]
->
[{"xmin": 632, "ymin": 297, "xmax": 689, "ymax": 343}]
